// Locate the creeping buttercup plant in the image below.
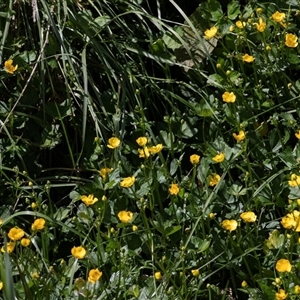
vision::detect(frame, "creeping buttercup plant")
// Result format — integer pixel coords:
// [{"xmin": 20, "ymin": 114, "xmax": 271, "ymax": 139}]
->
[{"xmin": 1, "ymin": 0, "xmax": 300, "ymax": 299}]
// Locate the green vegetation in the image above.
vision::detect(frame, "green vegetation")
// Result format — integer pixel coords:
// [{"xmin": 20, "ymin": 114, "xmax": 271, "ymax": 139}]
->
[{"xmin": 1, "ymin": 0, "xmax": 300, "ymax": 299}]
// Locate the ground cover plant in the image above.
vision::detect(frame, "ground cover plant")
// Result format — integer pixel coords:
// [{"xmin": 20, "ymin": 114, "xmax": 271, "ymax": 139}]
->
[{"xmin": 1, "ymin": 0, "xmax": 300, "ymax": 299}]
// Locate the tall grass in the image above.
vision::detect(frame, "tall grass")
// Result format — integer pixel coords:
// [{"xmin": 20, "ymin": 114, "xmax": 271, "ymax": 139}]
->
[{"xmin": 1, "ymin": 0, "xmax": 300, "ymax": 299}]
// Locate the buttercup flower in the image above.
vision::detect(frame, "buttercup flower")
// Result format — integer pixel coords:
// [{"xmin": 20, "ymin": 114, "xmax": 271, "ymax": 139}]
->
[
  {"xmin": 21, "ymin": 238, "xmax": 31, "ymax": 247},
  {"xmin": 241, "ymin": 281, "xmax": 247, "ymax": 287},
  {"xmin": 88, "ymin": 269, "xmax": 102, "ymax": 283},
  {"xmin": 209, "ymin": 213, "xmax": 216, "ymax": 219},
  {"xmin": 154, "ymin": 272, "xmax": 162, "ymax": 280},
  {"xmin": 136, "ymin": 137, "xmax": 147, "ymax": 146},
  {"xmin": 169, "ymin": 183, "xmax": 179, "ymax": 195},
  {"xmin": 120, "ymin": 176, "xmax": 135, "ymax": 188},
  {"xmin": 132, "ymin": 225, "xmax": 138, "ymax": 232},
  {"xmin": 222, "ymin": 91, "xmax": 236, "ymax": 103},
  {"xmin": 212, "ymin": 153, "xmax": 225, "ymax": 163},
  {"xmin": 275, "ymin": 289, "xmax": 288, "ymax": 300},
  {"xmin": 81, "ymin": 194, "xmax": 98, "ymax": 206},
  {"xmin": 233, "ymin": 130, "xmax": 245, "ymax": 142},
  {"xmin": 107, "ymin": 137, "xmax": 121, "ymax": 149},
  {"xmin": 0, "ymin": 282, "xmax": 2, "ymax": 291},
  {"xmin": 99, "ymin": 168, "xmax": 113, "ymax": 180},
  {"xmin": 255, "ymin": 18, "xmax": 266, "ymax": 32},
  {"xmin": 204, "ymin": 26, "xmax": 217, "ymax": 39},
  {"xmin": 4, "ymin": 59, "xmax": 18, "ymax": 74},
  {"xmin": 148, "ymin": 144, "xmax": 163, "ymax": 154},
  {"xmin": 240, "ymin": 212, "xmax": 257, "ymax": 223},
  {"xmin": 221, "ymin": 219, "xmax": 237, "ymax": 232},
  {"xmin": 118, "ymin": 211, "xmax": 134, "ymax": 223},
  {"xmin": 272, "ymin": 11, "xmax": 285, "ymax": 23},
  {"xmin": 209, "ymin": 174, "xmax": 220, "ymax": 186},
  {"xmin": 281, "ymin": 210, "xmax": 300, "ymax": 231},
  {"xmin": 138, "ymin": 147, "xmax": 150, "ymax": 158},
  {"xmin": 285, "ymin": 33, "xmax": 298, "ymax": 48},
  {"xmin": 295, "ymin": 130, "xmax": 300, "ymax": 139},
  {"xmin": 190, "ymin": 154, "xmax": 200, "ymax": 165},
  {"xmin": 31, "ymin": 218, "xmax": 46, "ymax": 231},
  {"xmin": 288, "ymin": 174, "xmax": 300, "ymax": 187},
  {"xmin": 71, "ymin": 246, "xmax": 86, "ymax": 259},
  {"xmin": 236, "ymin": 21, "xmax": 246, "ymax": 29},
  {"xmin": 8, "ymin": 227, "xmax": 25, "ymax": 241},
  {"xmin": 242, "ymin": 54, "xmax": 255, "ymax": 63},
  {"xmin": 275, "ymin": 259, "xmax": 292, "ymax": 273},
  {"xmin": 295, "ymin": 285, "xmax": 300, "ymax": 294},
  {"xmin": 1, "ymin": 241, "xmax": 15, "ymax": 253},
  {"xmin": 191, "ymin": 269, "xmax": 200, "ymax": 277}
]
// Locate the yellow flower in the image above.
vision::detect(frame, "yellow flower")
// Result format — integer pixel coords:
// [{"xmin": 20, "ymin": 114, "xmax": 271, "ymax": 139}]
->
[
  {"xmin": 169, "ymin": 183, "xmax": 179, "ymax": 195},
  {"xmin": 81, "ymin": 194, "xmax": 98, "ymax": 206},
  {"xmin": 118, "ymin": 211, "xmax": 134, "ymax": 223},
  {"xmin": 71, "ymin": 246, "xmax": 86, "ymax": 259},
  {"xmin": 212, "ymin": 153, "xmax": 225, "ymax": 163},
  {"xmin": 295, "ymin": 285, "xmax": 300, "ymax": 294},
  {"xmin": 1, "ymin": 241, "xmax": 15, "ymax": 253},
  {"xmin": 209, "ymin": 174, "xmax": 220, "ymax": 186},
  {"xmin": 272, "ymin": 11, "xmax": 285, "ymax": 23},
  {"xmin": 242, "ymin": 54, "xmax": 255, "ymax": 63},
  {"xmin": 138, "ymin": 147, "xmax": 150, "ymax": 158},
  {"xmin": 281, "ymin": 212, "xmax": 297, "ymax": 229},
  {"xmin": 275, "ymin": 259, "xmax": 292, "ymax": 273},
  {"xmin": 120, "ymin": 176, "xmax": 135, "ymax": 188},
  {"xmin": 8, "ymin": 227, "xmax": 25, "ymax": 241},
  {"xmin": 221, "ymin": 219, "xmax": 238, "ymax": 232},
  {"xmin": 20, "ymin": 238, "xmax": 31, "ymax": 247},
  {"xmin": 236, "ymin": 20, "xmax": 246, "ymax": 29},
  {"xmin": 4, "ymin": 59, "xmax": 18, "ymax": 74},
  {"xmin": 295, "ymin": 130, "xmax": 300, "ymax": 139},
  {"xmin": 275, "ymin": 289, "xmax": 288, "ymax": 300},
  {"xmin": 240, "ymin": 212, "xmax": 257, "ymax": 223},
  {"xmin": 216, "ymin": 63, "xmax": 221, "ymax": 68},
  {"xmin": 222, "ymin": 91, "xmax": 236, "ymax": 103},
  {"xmin": 132, "ymin": 225, "xmax": 138, "ymax": 232},
  {"xmin": 255, "ymin": 18, "xmax": 266, "ymax": 32},
  {"xmin": 288, "ymin": 174, "xmax": 300, "ymax": 187},
  {"xmin": 190, "ymin": 154, "xmax": 200, "ymax": 165},
  {"xmin": 209, "ymin": 213, "xmax": 216, "ymax": 219},
  {"xmin": 0, "ymin": 282, "xmax": 2, "ymax": 291},
  {"xmin": 204, "ymin": 26, "xmax": 218, "ymax": 39},
  {"xmin": 285, "ymin": 33, "xmax": 298, "ymax": 48},
  {"xmin": 88, "ymin": 269, "xmax": 102, "ymax": 283},
  {"xmin": 154, "ymin": 272, "xmax": 162, "ymax": 280},
  {"xmin": 241, "ymin": 280, "xmax": 247, "ymax": 287},
  {"xmin": 191, "ymin": 269, "xmax": 200, "ymax": 277},
  {"xmin": 229, "ymin": 25, "xmax": 234, "ymax": 32},
  {"xmin": 266, "ymin": 45, "xmax": 271, "ymax": 51},
  {"xmin": 31, "ymin": 272, "xmax": 39, "ymax": 279},
  {"xmin": 233, "ymin": 130, "xmax": 245, "ymax": 142},
  {"xmin": 99, "ymin": 168, "xmax": 113, "ymax": 180},
  {"xmin": 136, "ymin": 137, "xmax": 148, "ymax": 146},
  {"xmin": 281, "ymin": 210, "xmax": 300, "ymax": 231},
  {"xmin": 107, "ymin": 137, "xmax": 121, "ymax": 149},
  {"xmin": 148, "ymin": 144, "xmax": 163, "ymax": 154},
  {"xmin": 31, "ymin": 218, "xmax": 46, "ymax": 231},
  {"xmin": 31, "ymin": 202, "xmax": 37, "ymax": 209},
  {"xmin": 256, "ymin": 8, "xmax": 263, "ymax": 14}
]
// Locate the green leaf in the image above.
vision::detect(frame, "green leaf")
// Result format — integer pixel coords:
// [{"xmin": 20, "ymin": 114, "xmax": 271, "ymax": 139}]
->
[
  {"xmin": 197, "ymin": 239, "xmax": 211, "ymax": 253},
  {"xmin": 265, "ymin": 229, "xmax": 284, "ymax": 249},
  {"xmin": 165, "ymin": 225, "xmax": 181, "ymax": 236},
  {"xmin": 227, "ymin": 1, "xmax": 240, "ymax": 20}
]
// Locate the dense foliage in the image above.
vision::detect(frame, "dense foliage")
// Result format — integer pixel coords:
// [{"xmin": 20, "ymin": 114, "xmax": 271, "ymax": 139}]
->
[{"xmin": 1, "ymin": 0, "xmax": 300, "ymax": 299}]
